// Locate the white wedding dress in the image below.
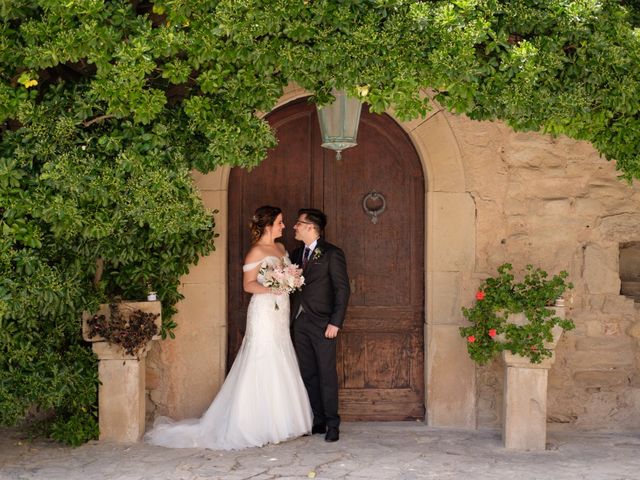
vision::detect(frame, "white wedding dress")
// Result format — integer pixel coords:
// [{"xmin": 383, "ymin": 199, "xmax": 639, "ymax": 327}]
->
[{"xmin": 145, "ymin": 256, "xmax": 312, "ymax": 450}]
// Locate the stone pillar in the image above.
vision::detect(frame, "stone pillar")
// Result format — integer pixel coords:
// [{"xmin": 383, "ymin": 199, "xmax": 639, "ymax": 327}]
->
[
  {"xmin": 501, "ymin": 352, "xmax": 554, "ymax": 450},
  {"xmin": 93, "ymin": 342, "xmax": 148, "ymax": 442},
  {"xmin": 501, "ymin": 304, "xmax": 565, "ymax": 450},
  {"xmin": 82, "ymin": 301, "xmax": 161, "ymax": 442}
]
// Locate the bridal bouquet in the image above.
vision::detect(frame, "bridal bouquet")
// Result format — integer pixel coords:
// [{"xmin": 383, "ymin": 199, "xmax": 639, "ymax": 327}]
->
[{"xmin": 260, "ymin": 259, "xmax": 305, "ymax": 310}]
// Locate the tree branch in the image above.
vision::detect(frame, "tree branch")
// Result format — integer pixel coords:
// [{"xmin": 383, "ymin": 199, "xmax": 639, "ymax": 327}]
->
[{"xmin": 83, "ymin": 114, "xmax": 116, "ymax": 127}]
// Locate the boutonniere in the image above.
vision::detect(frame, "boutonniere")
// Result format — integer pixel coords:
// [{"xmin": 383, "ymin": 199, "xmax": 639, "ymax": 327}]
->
[{"xmin": 312, "ymin": 248, "xmax": 323, "ymax": 260}]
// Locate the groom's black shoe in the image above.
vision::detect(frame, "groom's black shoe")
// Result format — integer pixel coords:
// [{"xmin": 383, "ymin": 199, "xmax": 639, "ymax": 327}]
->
[
  {"xmin": 312, "ymin": 424, "xmax": 327, "ymax": 435},
  {"xmin": 325, "ymin": 427, "xmax": 339, "ymax": 442}
]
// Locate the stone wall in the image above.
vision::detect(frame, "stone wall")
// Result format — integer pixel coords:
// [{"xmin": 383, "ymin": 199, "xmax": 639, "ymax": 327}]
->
[
  {"xmin": 145, "ymin": 93, "xmax": 640, "ymax": 433},
  {"xmin": 450, "ymin": 114, "xmax": 640, "ymax": 431}
]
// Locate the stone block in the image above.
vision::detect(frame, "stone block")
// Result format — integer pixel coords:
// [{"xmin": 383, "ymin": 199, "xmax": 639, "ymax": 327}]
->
[
  {"xmin": 145, "ymin": 366, "xmax": 160, "ymax": 390},
  {"xmin": 191, "ymin": 168, "xmax": 229, "ymax": 191},
  {"xmin": 568, "ymin": 350, "xmax": 635, "ymax": 369},
  {"xmin": 575, "ymin": 336, "xmax": 634, "ymax": 352},
  {"xmin": 627, "ymin": 321, "xmax": 640, "ymax": 339},
  {"xmin": 429, "ymin": 192, "xmax": 475, "ymax": 272},
  {"xmin": 583, "ymin": 245, "xmax": 621, "ymax": 294},
  {"xmin": 181, "ymin": 252, "xmax": 225, "ymax": 285},
  {"xmin": 574, "ymin": 197, "xmax": 603, "ymax": 216},
  {"xmin": 391, "ymin": 93, "xmax": 440, "ymax": 133},
  {"xmin": 588, "ymin": 294, "xmax": 607, "ymax": 310},
  {"xmin": 97, "ymin": 357, "xmax": 146, "ymax": 442},
  {"xmin": 412, "ymin": 113, "xmax": 465, "ymax": 193},
  {"xmin": 176, "ymin": 282, "xmax": 226, "ymax": 332},
  {"xmin": 503, "ymin": 197, "xmax": 528, "ymax": 216},
  {"xmin": 602, "ymin": 319, "xmax": 627, "ymax": 336},
  {"xmin": 573, "ymin": 370, "xmax": 630, "ymax": 388},
  {"xmin": 428, "ymin": 271, "xmax": 465, "ymax": 325},
  {"xmin": 512, "ymin": 174, "xmax": 583, "ymax": 200},
  {"xmin": 502, "ymin": 358, "xmax": 551, "ymax": 450},
  {"xmin": 542, "ymin": 199, "xmax": 571, "ymax": 216},
  {"xmin": 426, "ymin": 325, "xmax": 476, "ymax": 428},
  {"xmin": 600, "ymin": 213, "xmax": 640, "ymax": 240},
  {"xmin": 602, "ymin": 294, "xmax": 636, "ymax": 314}
]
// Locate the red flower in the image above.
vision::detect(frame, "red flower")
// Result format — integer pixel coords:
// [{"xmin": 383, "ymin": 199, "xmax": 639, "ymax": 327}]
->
[
  {"xmin": 488, "ymin": 329, "xmax": 497, "ymax": 338},
  {"xmin": 476, "ymin": 291, "xmax": 485, "ymax": 300},
  {"xmin": 530, "ymin": 345, "xmax": 538, "ymax": 351},
  {"xmin": 467, "ymin": 335, "xmax": 476, "ymax": 343}
]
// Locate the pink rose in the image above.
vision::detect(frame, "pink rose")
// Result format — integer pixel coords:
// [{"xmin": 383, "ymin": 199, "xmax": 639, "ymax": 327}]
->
[
  {"xmin": 467, "ymin": 335, "xmax": 476, "ymax": 343},
  {"xmin": 476, "ymin": 291, "xmax": 485, "ymax": 300},
  {"xmin": 488, "ymin": 329, "xmax": 497, "ymax": 338}
]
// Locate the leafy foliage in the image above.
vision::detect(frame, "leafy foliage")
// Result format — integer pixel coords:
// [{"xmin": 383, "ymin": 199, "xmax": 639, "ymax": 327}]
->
[
  {"xmin": 460, "ymin": 264, "xmax": 575, "ymax": 364},
  {"xmin": 1, "ymin": 0, "xmax": 639, "ymax": 444},
  {"xmin": 0, "ymin": 86, "xmax": 217, "ymax": 444}
]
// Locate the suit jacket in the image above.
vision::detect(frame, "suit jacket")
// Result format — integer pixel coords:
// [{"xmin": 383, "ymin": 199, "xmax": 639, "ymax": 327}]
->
[{"xmin": 290, "ymin": 238, "xmax": 350, "ymax": 330}]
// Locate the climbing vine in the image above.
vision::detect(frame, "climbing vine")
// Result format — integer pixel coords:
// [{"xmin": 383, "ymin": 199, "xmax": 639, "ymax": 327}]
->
[{"xmin": 1, "ymin": 0, "xmax": 639, "ymax": 444}]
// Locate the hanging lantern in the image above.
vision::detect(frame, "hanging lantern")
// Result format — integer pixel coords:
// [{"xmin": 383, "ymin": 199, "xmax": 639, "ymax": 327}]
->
[{"xmin": 316, "ymin": 90, "xmax": 363, "ymax": 160}]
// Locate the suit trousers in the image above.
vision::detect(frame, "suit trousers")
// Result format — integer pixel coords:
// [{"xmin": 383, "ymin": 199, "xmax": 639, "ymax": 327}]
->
[{"xmin": 293, "ymin": 312, "xmax": 340, "ymax": 429}]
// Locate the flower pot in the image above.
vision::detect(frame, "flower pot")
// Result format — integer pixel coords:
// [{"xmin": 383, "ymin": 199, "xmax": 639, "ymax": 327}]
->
[{"xmin": 493, "ymin": 305, "xmax": 565, "ymax": 350}]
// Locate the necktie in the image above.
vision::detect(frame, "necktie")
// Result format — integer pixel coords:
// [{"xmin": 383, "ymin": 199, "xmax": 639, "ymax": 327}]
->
[{"xmin": 303, "ymin": 247, "xmax": 311, "ymax": 267}]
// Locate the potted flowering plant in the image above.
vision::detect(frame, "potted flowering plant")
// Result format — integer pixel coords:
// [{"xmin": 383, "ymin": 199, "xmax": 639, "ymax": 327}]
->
[{"xmin": 460, "ymin": 263, "xmax": 575, "ymax": 364}]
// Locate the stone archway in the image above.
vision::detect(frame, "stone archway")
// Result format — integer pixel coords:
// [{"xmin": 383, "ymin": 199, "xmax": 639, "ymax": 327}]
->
[{"xmin": 148, "ymin": 85, "xmax": 477, "ymax": 429}]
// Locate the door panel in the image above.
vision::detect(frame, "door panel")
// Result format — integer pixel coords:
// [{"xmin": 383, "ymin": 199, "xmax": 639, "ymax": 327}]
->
[{"xmin": 228, "ymin": 99, "xmax": 425, "ymax": 420}]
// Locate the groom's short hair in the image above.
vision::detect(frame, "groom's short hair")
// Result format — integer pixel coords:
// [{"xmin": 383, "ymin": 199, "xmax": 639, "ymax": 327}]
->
[{"xmin": 298, "ymin": 208, "xmax": 326, "ymax": 234}]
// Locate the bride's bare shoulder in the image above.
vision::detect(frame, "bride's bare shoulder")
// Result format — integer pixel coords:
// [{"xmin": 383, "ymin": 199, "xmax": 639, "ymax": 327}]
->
[{"xmin": 244, "ymin": 245, "xmax": 267, "ymax": 264}]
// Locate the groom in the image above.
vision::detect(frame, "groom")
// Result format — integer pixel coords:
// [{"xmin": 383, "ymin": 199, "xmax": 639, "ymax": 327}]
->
[{"xmin": 291, "ymin": 208, "xmax": 350, "ymax": 442}]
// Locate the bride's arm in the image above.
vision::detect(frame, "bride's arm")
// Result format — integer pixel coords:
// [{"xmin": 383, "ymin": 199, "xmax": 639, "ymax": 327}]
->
[
  {"xmin": 243, "ymin": 264, "xmax": 272, "ymax": 294},
  {"xmin": 243, "ymin": 248, "xmax": 272, "ymax": 294}
]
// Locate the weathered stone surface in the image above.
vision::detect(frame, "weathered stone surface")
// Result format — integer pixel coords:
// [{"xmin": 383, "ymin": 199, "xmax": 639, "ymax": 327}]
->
[
  {"xmin": 426, "ymin": 325, "xmax": 476, "ymax": 428},
  {"xmin": 412, "ymin": 112, "xmax": 465, "ymax": 193},
  {"xmin": 95, "ymin": 355, "xmax": 146, "ymax": 442},
  {"xmin": 429, "ymin": 192, "xmax": 476, "ymax": 272},
  {"xmin": 568, "ymin": 350, "xmax": 635, "ymax": 369},
  {"xmin": 583, "ymin": 244, "xmax": 621, "ymax": 294},
  {"xmin": 573, "ymin": 370, "xmax": 630, "ymax": 388},
  {"xmin": 428, "ymin": 271, "xmax": 465, "ymax": 325},
  {"xmin": 157, "ymin": 100, "xmax": 640, "ymax": 436},
  {"xmin": 4, "ymin": 423, "xmax": 640, "ymax": 480},
  {"xmin": 575, "ymin": 336, "xmax": 635, "ymax": 352},
  {"xmin": 627, "ymin": 321, "xmax": 640, "ymax": 339},
  {"xmin": 600, "ymin": 213, "xmax": 640, "ymax": 240},
  {"xmin": 502, "ymin": 363, "xmax": 550, "ymax": 450},
  {"xmin": 602, "ymin": 294, "xmax": 636, "ymax": 314},
  {"xmin": 191, "ymin": 168, "xmax": 229, "ymax": 191}
]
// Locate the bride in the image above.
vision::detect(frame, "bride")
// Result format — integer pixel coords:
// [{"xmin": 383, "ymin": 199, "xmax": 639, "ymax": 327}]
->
[{"xmin": 145, "ymin": 205, "xmax": 312, "ymax": 449}]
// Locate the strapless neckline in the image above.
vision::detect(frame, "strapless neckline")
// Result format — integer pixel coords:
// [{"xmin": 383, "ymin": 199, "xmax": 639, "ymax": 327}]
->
[{"xmin": 242, "ymin": 255, "xmax": 287, "ymax": 272}]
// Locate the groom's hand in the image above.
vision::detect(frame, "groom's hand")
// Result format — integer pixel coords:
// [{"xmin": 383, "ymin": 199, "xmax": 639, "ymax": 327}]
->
[{"xmin": 325, "ymin": 324, "xmax": 339, "ymax": 339}]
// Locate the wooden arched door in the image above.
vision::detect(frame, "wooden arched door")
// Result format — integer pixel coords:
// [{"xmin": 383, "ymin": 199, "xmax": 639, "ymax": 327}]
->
[{"xmin": 228, "ymin": 98, "xmax": 425, "ymax": 420}]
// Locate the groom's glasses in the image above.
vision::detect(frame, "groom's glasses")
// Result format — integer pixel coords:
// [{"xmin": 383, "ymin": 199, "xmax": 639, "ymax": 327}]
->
[{"xmin": 295, "ymin": 220, "xmax": 314, "ymax": 226}]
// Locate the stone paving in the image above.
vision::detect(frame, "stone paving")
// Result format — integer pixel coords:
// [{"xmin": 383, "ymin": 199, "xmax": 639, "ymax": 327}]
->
[{"xmin": 1, "ymin": 422, "xmax": 640, "ymax": 480}]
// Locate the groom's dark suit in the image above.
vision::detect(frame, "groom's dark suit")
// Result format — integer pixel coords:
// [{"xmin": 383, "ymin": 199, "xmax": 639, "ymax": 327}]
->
[{"xmin": 291, "ymin": 238, "xmax": 350, "ymax": 430}]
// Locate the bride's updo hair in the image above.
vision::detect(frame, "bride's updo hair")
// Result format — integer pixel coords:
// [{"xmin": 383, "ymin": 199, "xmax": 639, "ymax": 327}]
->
[{"xmin": 249, "ymin": 205, "xmax": 282, "ymax": 245}]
